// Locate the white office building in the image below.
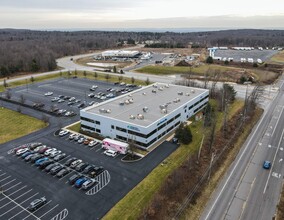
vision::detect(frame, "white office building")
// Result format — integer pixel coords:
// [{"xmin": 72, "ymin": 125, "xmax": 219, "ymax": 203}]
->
[
  {"xmin": 80, "ymin": 83, "xmax": 209, "ymax": 150},
  {"xmin": 101, "ymin": 50, "xmax": 140, "ymax": 59}
]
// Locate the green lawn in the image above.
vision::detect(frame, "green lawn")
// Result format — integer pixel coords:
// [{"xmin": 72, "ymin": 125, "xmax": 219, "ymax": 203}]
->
[
  {"xmin": 103, "ymin": 99, "xmax": 244, "ymax": 220},
  {"xmin": 0, "ymin": 108, "xmax": 46, "ymax": 144}
]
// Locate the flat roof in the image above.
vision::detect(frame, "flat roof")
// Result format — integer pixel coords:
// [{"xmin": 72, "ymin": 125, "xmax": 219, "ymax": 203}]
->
[{"xmin": 83, "ymin": 83, "xmax": 208, "ymax": 127}]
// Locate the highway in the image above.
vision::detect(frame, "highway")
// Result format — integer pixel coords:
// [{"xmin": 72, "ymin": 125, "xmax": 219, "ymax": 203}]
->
[{"xmin": 201, "ymin": 74, "xmax": 284, "ymax": 220}]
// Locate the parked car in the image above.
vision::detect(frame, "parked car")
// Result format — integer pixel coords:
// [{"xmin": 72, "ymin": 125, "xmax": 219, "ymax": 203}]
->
[
  {"xmin": 70, "ymin": 159, "xmax": 83, "ymax": 169},
  {"xmin": 74, "ymin": 135, "xmax": 81, "ymax": 141},
  {"xmin": 88, "ymin": 101, "xmax": 96, "ymax": 106},
  {"xmin": 33, "ymin": 145, "xmax": 47, "ymax": 153},
  {"xmin": 59, "ymin": 130, "xmax": 69, "ymax": 137},
  {"xmin": 25, "ymin": 153, "xmax": 36, "ymax": 162},
  {"xmin": 67, "ymin": 101, "xmax": 75, "ymax": 106},
  {"xmin": 69, "ymin": 133, "xmax": 77, "ymax": 140},
  {"xmin": 88, "ymin": 140, "xmax": 98, "ymax": 147},
  {"xmin": 65, "ymin": 157, "xmax": 77, "ymax": 166},
  {"xmin": 82, "ymin": 165, "xmax": 95, "ymax": 174},
  {"xmin": 56, "ymin": 168, "xmax": 71, "ymax": 178},
  {"xmin": 89, "ymin": 166, "xmax": 104, "ymax": 178},
  {"xmin": 31, "ymin": 154, "xmax": 44, "ymax": 163},
  {"xmin": 69, "ymin": 174, "xmax": 83, "ymax": 185},
  {"xmin": 53, "ymin": 153, "xmax": 66, "ymax": 161},
  {"xmin": 49, "ymin": 150, "xmax": 62, "ymax": 158},
  {"xmin": 44, "ymin": 148, "xmax": 57, "ymax": 156},
  {"xmin": 82, "ymin": 179, "xmax": 98, "ymax": 190},
  {"xmin": 35, "ymin": 157, "xmax": 49, "ymax": 166},
  {"xmin": 38, "ymin": 147, "xmax": 50, "ymax": 154},
  {"xmin": 39, "ymin": 160, "xmax": 53, "ymax": 169},
  {"xmin": 104, "ymin": 149, "xmax": 117, "ymax": 157},
  {"xmin": 83, "ymin": 138, "xmax": 92, "ymax": 145},
  {"xmin": 51, "ymin": 97, "xmax": 60, "ymax": 102},
  {"xmin": 44, "ymin": 163, "xmax": 58, "ymax": 172},
  {"xmin": 27, "ymin": 197, "xmax": 47, "ymax": 211},
  {"xmin": 75, "ymin": 177, "xmax": 88, "ymax": 188},
  {"xmin": 21, "ymin": 151, "xmax": 33, "ymax": 159},
  {"xmin": 75, "ymin": 162, "xmax": 89, "ymax": 172},
  {"xmin": 16, "ymin": 148, "xmax": 29, "ymax": 156},
  {"xmin": 77, "ymin": 103, "xmax": 85, "ymax": 108},
  {"xmin": 77, "ymin": 137, "xmax": 85, "ymax": 144},
  {"xmin": 50, "ymin": 165, "xmax": 64, "ymax": 175}
]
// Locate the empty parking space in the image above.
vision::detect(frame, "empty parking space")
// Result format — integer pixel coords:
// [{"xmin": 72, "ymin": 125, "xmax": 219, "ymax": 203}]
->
[{"xmin": 0, "ymin": 170, "xmax": 68, "ymax": 220}]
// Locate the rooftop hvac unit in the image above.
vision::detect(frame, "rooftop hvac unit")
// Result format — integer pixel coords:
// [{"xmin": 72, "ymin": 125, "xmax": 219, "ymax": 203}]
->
[
  {"xmin": 173, "ymin": 98, "xmax": 181, "ymax": 103},
  {"xmin": 143, "ymin": 107, "xmax": 148, "ymax": 112},
  {"xmin": 129, "ymin": 115, "xmax": 135, "ymax": 119},
  {"xmin": 128, "ymin": 94, "xmax": 133, "ymax": 97},
  {"xmin": 178, "ymin": 91, "xmax": 183, "ymax": 95},
  {"xmin": 99, "ymin": 108, "xmax": 105, "ymax": 113},
  {"xmin": 137, "ymin": 114, "xmax": 144, "ymax": 120},
  {"xmin": 142, "ymin": 92, "xmax": 146, "ymax": 95},
  {"xmin": 159, "ymin": 104, "xmax": 168, "ymax": 109},
  {"xmin": 186, "ymin": 93, "xmax": 190, "ymax": 96},
  {"xmin": 124, "ymin": 100, "xmax": 130, "ymax": 104},
  {"xmin": 119, "ymin": 101, "xmax": 125, "ymax": 106},
  {"xmin": 128, "ymin": 98, "xmax": 134, "ymax": 103},
  {"xmin": 152, "ymin": 89, "xmax": 157, "ymax": 93},
  {"xmin": 165, "ymin": 84, "xmax": 170, "ymax": 88},
  {"xmin": 158, "ymin": 87, "xmax": 163, "ymax": 91},
  {"xmin": 191, "ymin": 89, "xmax": 195, "ymax": 93},
  {"xmin": 153, "ymin": 84, "xmax": 158, "ymax": 88},
  {"xmin": 161, "ymin": 109, "xmax": 167, "ymax": 114},
  {"xmin": 106, "ymin": 109, "xmax": 111, "ymax": 113}
]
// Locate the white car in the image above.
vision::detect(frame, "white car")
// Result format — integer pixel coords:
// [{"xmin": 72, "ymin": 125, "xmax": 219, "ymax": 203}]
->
[
  {"xmin": 16, "ymin": 148, "xmax": 29, "ymax": 156},
  {"xmin": 70, "ymin": 159, "xmax": 83, "ymax": 168},
  {"xmin": 44, "ymin": 92, "xmax": 53, "ymax": 96},
  {"xmin": 33, "ymin": 145, "xmax": 46, "ymax": 152},
  {"xmin": 44, "ymin": 148, "xmax": 57, "ymax": 156},
  {"xmin": 49, "ymin": 150, "xmax": 62, "ymax": 158},
  {"xmin": 59, "ymin": 130, "xmax": 69, "ymax": 137},
  {"xmin": 69, "ymin": 133, "xmax": 77, "ymax": 140},
  {"xmin": 88, "ymin": 140, "xmax": 98, "ymax": 147},
  {"xmin": 104, "ymin": 149, "xmax": 117, "ymax": 157},
  {"xmin": 51, "ymin": 97, "xmax": 60, "ymax": 102}
]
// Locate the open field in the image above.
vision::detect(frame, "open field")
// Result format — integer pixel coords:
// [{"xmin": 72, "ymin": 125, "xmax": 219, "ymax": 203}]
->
[
  {"xmin": 268, "ymin": 50, "xmax": 284, "ymax": 64},
  {"xmin": 0, "ymin": 108, "xmax": 46, "ymax": 144},
  {"xmin": 103, "ymin": 99, "xmax": 244, "ymax": 220},
  {"xmin": 135, "ymin": 64, "xmax": 280, "ymax": 83}
]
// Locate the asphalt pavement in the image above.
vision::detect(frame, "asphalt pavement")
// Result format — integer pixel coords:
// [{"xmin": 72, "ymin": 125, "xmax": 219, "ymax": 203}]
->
[{"xmin": 201, "ymin": 75, "xmax": 284, "ymax": 220}]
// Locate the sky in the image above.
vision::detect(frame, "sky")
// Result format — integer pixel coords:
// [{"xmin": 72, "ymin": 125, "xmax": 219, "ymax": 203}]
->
[{"xmin": 0, "ymin": 0, "xmax": 284, "ymax": 30}]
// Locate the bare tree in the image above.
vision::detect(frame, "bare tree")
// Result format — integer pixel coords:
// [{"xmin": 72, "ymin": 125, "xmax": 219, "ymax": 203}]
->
[
  {"xmin": 118, "ymin": 75, "xmax": 123, "ymax": 82},
  {"xmin": 105, "ymin": 74, "xmax": 111, "ymax": 82},
  {"xmin": 19, "ymin": 94, "xmax": 25, "ymax": 104},
  {"xmin": 42, "ymin": 114, "xmax": 49, "ymax": 124},
  {"xmin": 145, "ymin": 77, "xmax": 150, "ymax": 85},
  {"xmin": 5, "ymin": 89, "xmax": 11, "ymax": 99},
  {"xmin": 131, "ymin": 77, "xmax": 135, "ymax": 84},
  {"xmin": 94, "ymin": 72, "xmax": 98, "ymax": 80}
]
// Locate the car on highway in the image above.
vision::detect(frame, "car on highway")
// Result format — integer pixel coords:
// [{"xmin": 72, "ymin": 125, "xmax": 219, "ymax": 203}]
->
[
  {"xmin": 53, "ymin": 153, "xmax": 67, "ymax": 161},
  {"xmin": 263, "ymin": 161, "xmax": 271, "ymax": 169},
  {"xmin": 104, "ymin": 149, "xmax": 117, "ymax": 157},
  {"xmin": 75, "ymin": 176, "xmax": 88, "ymax": 188},
  {"xmin": 27, "ymin": 197, "xmax": 47, "ymax": 211},
  {"xmin": 44, "ymin": 92, "xmax": 53, "ymax": 96}
]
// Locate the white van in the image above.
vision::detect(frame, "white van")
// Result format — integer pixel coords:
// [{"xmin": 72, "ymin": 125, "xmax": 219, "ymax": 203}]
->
[{"xmin": 104, "ymin": 149, "xmax": 117, "ymax": 157}]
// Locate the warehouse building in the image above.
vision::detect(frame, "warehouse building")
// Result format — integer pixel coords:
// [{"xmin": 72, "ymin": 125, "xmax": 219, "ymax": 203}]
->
[
  {"xmin": 101, "ymin": 50, "xmax": 141, "ymax": 59},
  {"xmin": 80, "ymin": 83, "xmax": 209, "ymax": 150}
]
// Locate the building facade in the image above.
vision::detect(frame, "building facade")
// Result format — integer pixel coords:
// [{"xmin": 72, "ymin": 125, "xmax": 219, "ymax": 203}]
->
[{"xmin": 80, "ymin": 83, "xmax": 209, "ymax": 150}]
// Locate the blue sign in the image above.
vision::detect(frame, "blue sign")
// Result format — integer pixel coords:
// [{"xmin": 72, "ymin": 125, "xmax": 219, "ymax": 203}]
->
[
  {"xmin": 127, "ymin": 125, "xmax": 140, "ymax": 132},
  {"xmin": 157, "ymin": 118, "xmax": 167, "ymax": 126}
]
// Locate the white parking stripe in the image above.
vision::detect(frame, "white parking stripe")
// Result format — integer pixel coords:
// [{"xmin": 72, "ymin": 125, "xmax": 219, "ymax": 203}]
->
[
  {"xmin": 0, "ymin": 192, "xmax": 38, "ymax": 217},
  {"xmin": 0, "ymin": 189, "xmax": 33, "ymax": 209},
  {"xmin": 4, "ymin": 182, "xmax": 22, "ymax": 192},
  {"xmin": 50, "ymin": 208, "xmax": 68, "ymax": 220},
  {"xmin": 0, "ymin": 175, "xmax": 11, "ymax": 182},
  {"xmin": 0, "ymin": 173, "xmax": 6, "ymax": 177},
  {"xmin": 38, "ymin": 204, "xmax": 59, "ymax": 219},
  {"xmin": 0, "ymin": 186, "xmax": 28, "ymax": 202},
  {"xmin": 1, "ymin": 179, "xmax": 16, "ymax": 187}
]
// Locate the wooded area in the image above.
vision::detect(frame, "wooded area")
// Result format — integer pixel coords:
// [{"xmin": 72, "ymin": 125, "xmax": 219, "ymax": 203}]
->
[{"xmin": 0, "ymin": 29, "xmax": 283, "ymax": 77}]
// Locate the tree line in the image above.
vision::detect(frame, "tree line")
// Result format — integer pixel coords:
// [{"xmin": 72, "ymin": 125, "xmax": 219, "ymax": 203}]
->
[{"xmin": 0, "ymin": 29, "xmax": 283, "ymax": 77}]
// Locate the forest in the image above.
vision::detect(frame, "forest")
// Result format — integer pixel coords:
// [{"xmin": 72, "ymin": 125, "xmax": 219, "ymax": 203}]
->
[{"xmin": 0, "ymin": 29, "xmax": 283, "ymax": 77}]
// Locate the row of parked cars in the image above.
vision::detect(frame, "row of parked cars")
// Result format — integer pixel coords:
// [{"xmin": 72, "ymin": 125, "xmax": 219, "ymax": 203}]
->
[
  {"xmin": 59, "ymin": 130, "xmax": 100, "ymax": 147},
  {"xmin": 13, "ymin": 143, "xmax": 104, "ymax": 190}
]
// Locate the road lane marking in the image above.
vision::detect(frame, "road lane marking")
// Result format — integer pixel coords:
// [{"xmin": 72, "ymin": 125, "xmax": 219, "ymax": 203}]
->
[
  {"xmin": 263, "ymin": 128, "xmax": 284, "ymax": 194},
  {"xmin": 272, "ymin": 172, "xmax": 281, "ymax": 178}
]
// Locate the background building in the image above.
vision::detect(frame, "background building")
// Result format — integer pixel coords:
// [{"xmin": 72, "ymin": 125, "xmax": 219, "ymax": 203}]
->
[
  {"xmin": 101, "ymin": 50, "xmax": 141, "ymax": 59},
  {"xmin": 80, "ymin": 83, "xmax": 209, "ymax": 150}
]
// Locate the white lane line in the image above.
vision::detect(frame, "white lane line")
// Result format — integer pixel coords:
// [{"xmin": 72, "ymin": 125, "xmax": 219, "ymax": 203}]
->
[
  {"xmin": 203, "ymin": 105, "xmax": 273, "ymax": 220},
  {"xmin": 0, "ymin": 186, "xmax": 28, "ymax": 200},
  {"xmin": 0, "ymin": 175, "xmax": 11, "ymax": 182},
  {"xmin": 21, "ymin": 200, "xmax": 52, "ymax": 220},
  {"xmin": 4, "ymin": 182, "xmax": 22, "ymax": 192},
  {"xmin": 0, "ymin": 192, "xmax": 39, "ymax": 217},
  {"xmin": 0, "ymin": 173, "xmax": 7, "ymax": 177},
  {"xmin": 263, "ymin": 128, "xmax": 284, "ymax": 194},
  {"xmin": 38, "ymin": 204, "xmax": 59, "ymax": 219},
  {"xmin": 1, "ymin": 179, "xmax": 16, "ymax": 187},
  {"xmin": 271, "ymin": 106, "xmax": 284, "ymax": 137},
  {"xmin": 0, "ymin": 189, "xmax": 33, "ymax": 209}
]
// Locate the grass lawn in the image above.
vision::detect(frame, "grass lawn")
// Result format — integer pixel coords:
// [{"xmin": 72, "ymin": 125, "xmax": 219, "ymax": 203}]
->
[
  {"xmin": 0, "ymin": 108, "xmax": 46, "ymax": 144},
  {"xmin": 268, "ymin": 51, "xmax": 284, "ymax": 64},
  {"xmin": 103, "ymin": 99, "xmax": 244, "ymax": 220},
  {"xmin": 66, "ymin": 122, "xmax": 81, "ymax": 133}
]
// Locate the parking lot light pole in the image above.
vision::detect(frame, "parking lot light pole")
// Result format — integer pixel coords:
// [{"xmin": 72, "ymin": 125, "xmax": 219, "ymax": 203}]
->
[{"xmin": 25, "ymin": 79, "xmax": 28, "ymax": 92}]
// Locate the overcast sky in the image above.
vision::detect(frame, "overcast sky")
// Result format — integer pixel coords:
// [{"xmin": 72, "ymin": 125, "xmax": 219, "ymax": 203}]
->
[{"xmin": 1, "ymin": 0, "xmax": 284, "ymax": 30}]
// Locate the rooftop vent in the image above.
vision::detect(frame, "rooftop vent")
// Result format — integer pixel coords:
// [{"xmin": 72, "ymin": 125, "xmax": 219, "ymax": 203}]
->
[
  {"xmin": 129, "ymin": 115, "xmax": 135, "ymax": 120},
  {"xmin": 173, "ymin": 98, "xmax": 181, "ymax": 103},
  {"xmin": 128, "ymin": 94, "xmax": 133, "ymax": 97},
  {"xmin": 137, "ymin": 114, "xmax": 144, "ymax": 120},
  {"xmin": 165, "ymin": 84, "xmax": 170, "ymax": 88},
  {"xmin": 158, "ymin": 87, "xmax": 164, "ymax": 91},
  {"xmin": 143, "ymin": 107, "xmax": 148, "ymax": 113},
  {"xmin": 178, "ymin": 91, "xmax": 183, "ymax": 95},
  {"xmin": 99, "ymin": 108, "xmax": 111, "ymax": 113},
  {"xmin": 124, "ymin": 100, "xmax": 130, "ymax": 104},
  {"xmin": 191, "ymin": 89, "xmax": 195, "ymax": 93},
  {"xmin": 186, "ymin": 93, "xmax": 190, "ymax": 96},
  {"xmin": 161, "ymin": 109, "xmax": 167, "ymax": 114},
  {"xmin": 119, "ymin": 101, "xmax": 125, "ymax": 106},
  {"xmin": 128, "ymin": 98, "xmax": 134, "ymax": 104},
  {"xmin": 153, "ymin": 84, "xmax": 158, "ymax": 88},
  {"xmin": 142, "ymin": 92, "xmax": 146, "ymax": 95},
  {"xmin": 159, "ymin": 104, "xmax": 168, "ymax": 109},
  {"xmin": 152, "ymin": 89, "xmax": 157, "ymax": 93}
]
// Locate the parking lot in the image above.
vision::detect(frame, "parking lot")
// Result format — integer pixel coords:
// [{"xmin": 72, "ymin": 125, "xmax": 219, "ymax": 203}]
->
[
  {"xmin": 214, "ymin": 49, "xmax": 278, "ymax": 62},
  {"xmin": 0, "ymin": 77, "xmax": 139, "ymax": 118}
]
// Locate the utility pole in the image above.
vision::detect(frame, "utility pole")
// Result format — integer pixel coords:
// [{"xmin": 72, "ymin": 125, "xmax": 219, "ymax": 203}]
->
[{"xmin": 208, "ymin": 151, "xmax": 216, "ymax": 180}]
